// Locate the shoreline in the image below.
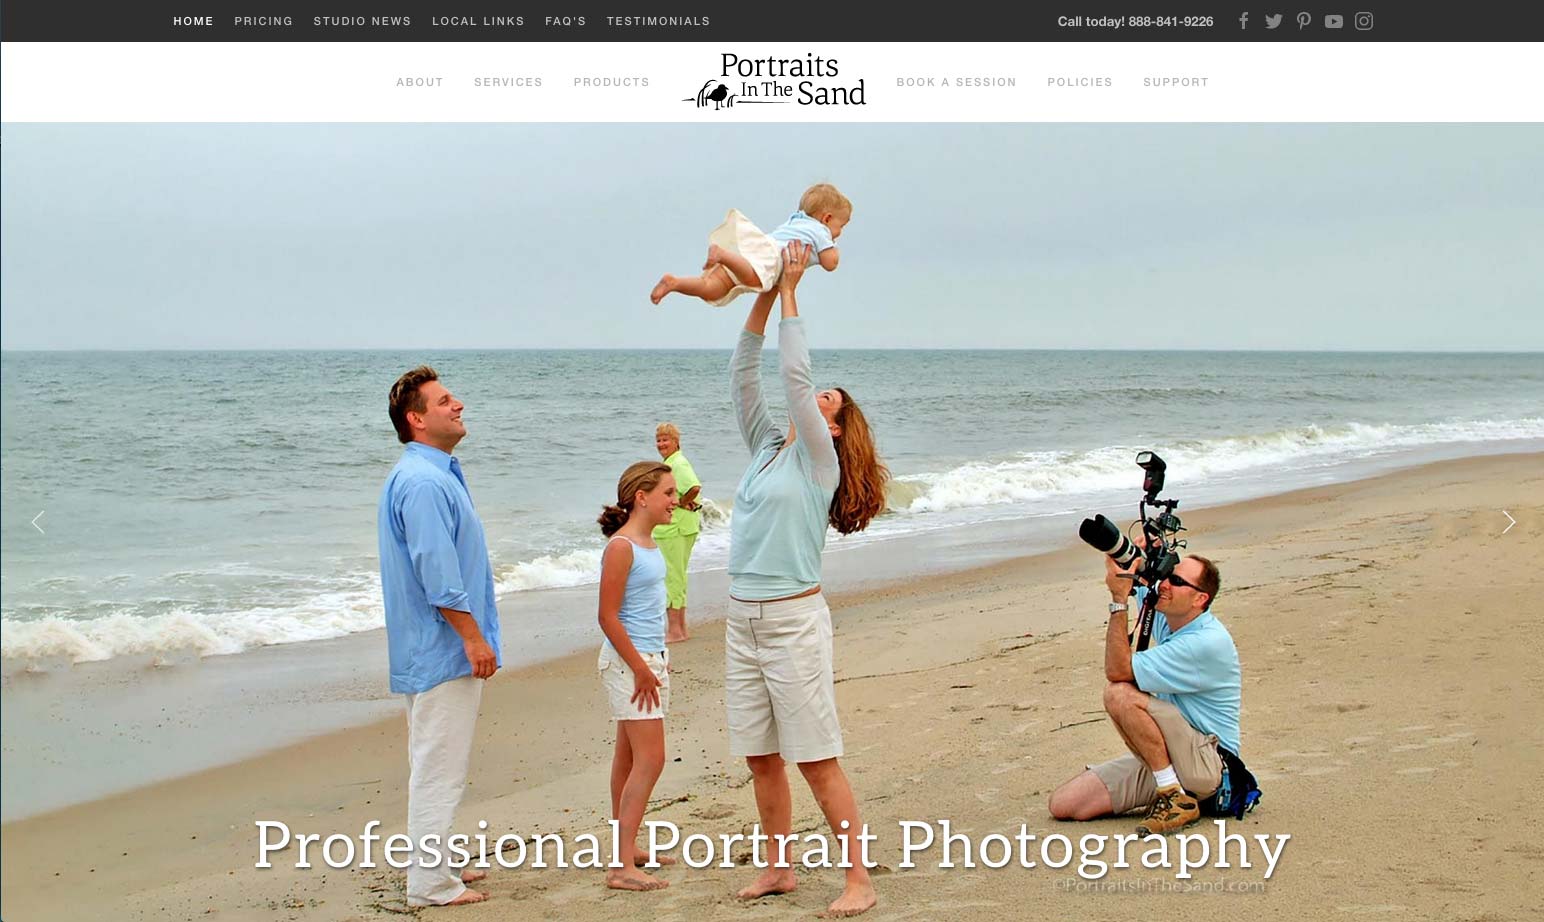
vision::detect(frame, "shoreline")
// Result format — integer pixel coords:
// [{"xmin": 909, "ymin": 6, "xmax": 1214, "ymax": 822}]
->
[
  {"xmin": 5, "ymin": 432, "xmax": 1539, "ymax": 670},
  {"xmin": 1, "ymin": 450, "xmax": 1538, "ymax": 920},
  {"xmin": 4, "ymin": 439, "xmax": 1540, "ymax": 821}
]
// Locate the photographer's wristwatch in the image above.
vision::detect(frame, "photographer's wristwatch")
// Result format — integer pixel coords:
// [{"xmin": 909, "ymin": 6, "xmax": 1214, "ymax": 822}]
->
[{"xmin": 1108, "ymin": 601, "xmax": 1129, "ymax": 615}]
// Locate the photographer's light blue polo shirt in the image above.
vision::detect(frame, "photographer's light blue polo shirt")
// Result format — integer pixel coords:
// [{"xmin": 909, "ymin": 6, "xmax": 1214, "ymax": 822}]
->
[{"xmin": 1131, "ymin": 588, "xmax": 1241, "ymax": 754}]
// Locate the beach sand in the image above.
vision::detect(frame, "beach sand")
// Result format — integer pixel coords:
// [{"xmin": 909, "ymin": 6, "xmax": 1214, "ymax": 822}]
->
[{"xmin": 2, "ymin": 452, "xmax": 1539, "ymax": 921}]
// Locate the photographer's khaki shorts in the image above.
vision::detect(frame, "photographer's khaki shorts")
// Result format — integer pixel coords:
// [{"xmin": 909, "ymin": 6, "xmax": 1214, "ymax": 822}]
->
[
  {"xmin": 724, "ymin": 593, "xmax": 843, "ymax": 763},
  {"xmin": 1088, "ymin": 697, "xmax": 1223, "ymax": 815}
]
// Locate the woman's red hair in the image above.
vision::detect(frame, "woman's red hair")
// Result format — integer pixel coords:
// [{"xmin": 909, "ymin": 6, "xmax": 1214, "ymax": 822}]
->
[{"xmin": 828, "ymin": 388, "xmax": 888, "ymax": 535}]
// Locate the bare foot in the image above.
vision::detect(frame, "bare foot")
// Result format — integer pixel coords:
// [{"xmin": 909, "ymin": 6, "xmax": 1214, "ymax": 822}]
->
[
  {"xmin": 736, "ymin": 867, "xmax": 797, "ymax": 900},
  {"xmin": 650, "ymin": 275, "xmax": 675, "ymax": 305},
  {"xmin": 666, "ymin": 611, "xmax": 689, "ymax": 644},
  {"xmin": 634, "ymin": 845, "xmax": 677, "ymax": 866},
  {"xmin": 606, "ymin": 868, "xmax": 670, "ymax": 891},
  {"xmin": 460, "ymin": 868, "xmax": 487, "ymax": 883},
  {"xmin": 444, "ymin": 889, "xmax": 488, "ymax": 906},
  {"xmin": 820, "ymin": 881, "xmax": 877, "ymax": 917}
]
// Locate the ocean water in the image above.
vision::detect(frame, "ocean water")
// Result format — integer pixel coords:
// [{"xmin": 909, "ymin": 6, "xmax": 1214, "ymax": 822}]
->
[{"xmin": 3, "ymin": 349, "xmax": 1542, "ymax": 666}]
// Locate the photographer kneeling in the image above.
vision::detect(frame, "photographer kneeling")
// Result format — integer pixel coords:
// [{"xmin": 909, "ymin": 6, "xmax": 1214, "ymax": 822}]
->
[{"xmin": 1047, "ymin": 552, "xmax": 1240, "ymax": 835}]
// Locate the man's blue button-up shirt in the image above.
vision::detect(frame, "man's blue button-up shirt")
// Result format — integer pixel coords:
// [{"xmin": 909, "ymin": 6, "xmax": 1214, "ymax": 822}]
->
[{"xmin": 377, "ymin": 441, "xmax": 502, "ymax": 694}]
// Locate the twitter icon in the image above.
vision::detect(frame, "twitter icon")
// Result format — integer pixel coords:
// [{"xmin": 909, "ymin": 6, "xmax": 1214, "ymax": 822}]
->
[{"xmin": 1265, "ymin": 12, "xmax": 1284, "ymax": 28}]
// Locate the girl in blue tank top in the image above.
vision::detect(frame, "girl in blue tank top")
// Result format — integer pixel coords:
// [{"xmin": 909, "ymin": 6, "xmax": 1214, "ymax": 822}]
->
[{"xmin": 595, "ymin": 460, "xmax": 678, "ymax": 891}]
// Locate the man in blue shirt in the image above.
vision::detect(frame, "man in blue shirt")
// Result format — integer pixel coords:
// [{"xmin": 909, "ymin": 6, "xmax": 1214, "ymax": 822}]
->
[
  {"xmin": 379, "ymin": 365, "xmax": 501, "ymax": 907},
  {"xmin": 1047, "ymin": 553, "xmax": 1240, "ymax": 836}
]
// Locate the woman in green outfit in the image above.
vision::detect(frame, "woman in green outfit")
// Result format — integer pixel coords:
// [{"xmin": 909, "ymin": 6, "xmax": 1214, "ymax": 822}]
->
[{"xmin": 653, "ymin": 422, "xmax": 702, "ymax": 643}]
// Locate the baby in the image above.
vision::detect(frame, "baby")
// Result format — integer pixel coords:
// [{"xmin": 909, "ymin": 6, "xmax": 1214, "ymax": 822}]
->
[{"xmin": 650, "ymin": 183, "xmax": 851, "ymax": 306}]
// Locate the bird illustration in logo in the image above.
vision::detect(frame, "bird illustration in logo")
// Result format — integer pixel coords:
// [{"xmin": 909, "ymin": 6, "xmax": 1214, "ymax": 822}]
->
[
  {"xmin": 684, "ymin": 79, "xmax": 736, "ymax": 110},
  {"xmin": 1265, "ymin": 13, "xmax": 1283, "ymax": 28}
]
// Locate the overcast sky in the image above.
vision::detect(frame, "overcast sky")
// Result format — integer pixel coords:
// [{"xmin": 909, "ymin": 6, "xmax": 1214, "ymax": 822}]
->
[{"xmin": 2, "ymin": 123, "xmax": 1540, "ymax": 350}]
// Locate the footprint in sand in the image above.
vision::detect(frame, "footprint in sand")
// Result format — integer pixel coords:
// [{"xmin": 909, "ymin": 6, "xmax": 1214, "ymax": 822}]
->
[
  {"xmin": 1312, "ymin": 702, "xmax": 1370, "ymax": 714},
  {"xmin": 1504, "ymin": 843, "xmax": 1544, "ymax": 861},
  {"xmin": 1343, "ymin": 734, "xmax": 1380, "ymax": 746},
  {"xmin": 1391, "ymin": 742, "xmax": 1430, "ymax": 753},
  {"xmin": 1397, "ymin": 724, "xmax": 1434, "ymax": 733},
  {"xmin": 912, "ymin": 900, "xmax": 1006, "ymax": 913},
  {"xmin": 1431, "ymin": 731, "xmax": 1476, "ymax": 745},
  {"xmin": 1417, "ymin": 876, "xmax": 1481, "ymax": 895},
  {"xmin": 1301, "ymin": 764, "xmax": 1346, "ymax": 776},
  {"xmin": 1395, "ymin": 767, "xmax": 1437, "ymax": 775}
]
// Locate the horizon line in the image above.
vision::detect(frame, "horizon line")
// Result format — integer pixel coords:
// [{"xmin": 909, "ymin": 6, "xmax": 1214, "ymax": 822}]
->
[{"xmin": 3, "ymin": 346, "xmax": 1542, "ymax": 355}]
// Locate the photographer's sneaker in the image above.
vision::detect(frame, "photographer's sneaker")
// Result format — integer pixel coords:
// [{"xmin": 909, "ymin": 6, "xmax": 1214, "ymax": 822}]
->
[{"xmin": 1135, "ymin": 785, "xmax": 1200, "ymax": 835}]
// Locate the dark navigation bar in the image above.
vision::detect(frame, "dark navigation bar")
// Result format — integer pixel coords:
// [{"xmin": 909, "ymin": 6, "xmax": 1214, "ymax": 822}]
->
[{"xmin": 4, "ymin": 3, "xmax": 1543, "ymax": 41}]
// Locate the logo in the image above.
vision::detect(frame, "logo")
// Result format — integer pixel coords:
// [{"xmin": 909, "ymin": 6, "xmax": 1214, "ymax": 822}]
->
[
  {"xmin": 684, "ymin": 80, "xmax": 738, "ymax": 110},
  {"xmin": 1238, "ymin": 11, "xmax": 1249, "ymax": 28},
  {"xmin": 1296, "ymin": 11, "xmax": 1311, "ymax": 28},
  {"xmin": 1324, "ymin": 13, "xmax": 1344, "ymax": 28},
  {"xmin": 1354, "ymin": 11, "xmax": 1373, "ymax": 29},
  {"xmin": 681, "ymin": 54, "xmax": 866, "ymax": 110},
  {"xmin": 1265, "ymin": 13, "xmax": 1283, "ymax": 28}
]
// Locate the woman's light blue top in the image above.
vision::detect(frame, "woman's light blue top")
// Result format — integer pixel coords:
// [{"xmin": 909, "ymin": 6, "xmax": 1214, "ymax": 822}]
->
[{"xmin": 728, "ymin": 318, "xmax": 840, "ymax": 601}]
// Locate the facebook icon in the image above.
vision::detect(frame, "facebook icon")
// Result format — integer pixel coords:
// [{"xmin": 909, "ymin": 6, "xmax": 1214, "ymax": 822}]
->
[{"xmin": 1239, "ymin": 11, "xmax": 1250, "ymax": 28}]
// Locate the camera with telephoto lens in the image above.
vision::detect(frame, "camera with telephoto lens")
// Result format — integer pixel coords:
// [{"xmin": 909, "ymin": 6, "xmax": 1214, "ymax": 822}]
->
[{"xmin": 1077, "ymin": 451, "xmax": 1186, "ymax": 650}]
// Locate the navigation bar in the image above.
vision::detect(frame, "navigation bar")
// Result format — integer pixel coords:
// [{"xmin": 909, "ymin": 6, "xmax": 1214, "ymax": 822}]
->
[
  {"xmin": 4, "ymin": 43, "xmax": 1540, "ymax": 122},
  {"xmin": 5, "ymin": 3, "xmax": 1544, "ymax": 41}
]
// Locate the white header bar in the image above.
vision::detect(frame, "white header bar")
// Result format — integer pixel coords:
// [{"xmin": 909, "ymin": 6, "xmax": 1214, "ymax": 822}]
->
[{"xmin": 4, "ymin": 42, "xmax": 1541, "ymax": 122}]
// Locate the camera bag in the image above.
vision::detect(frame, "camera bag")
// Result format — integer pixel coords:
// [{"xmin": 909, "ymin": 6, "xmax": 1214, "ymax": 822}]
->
[{"xmin": 1198, "ymin": 744, "xmax": 1262, "ymax": 819}]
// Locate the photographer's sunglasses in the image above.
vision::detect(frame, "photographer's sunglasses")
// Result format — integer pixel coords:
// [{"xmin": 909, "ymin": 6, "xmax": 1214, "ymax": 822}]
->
[{"xmin": 1165, "ymin": 573, "xmax": 1200, "ymax": 591}]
